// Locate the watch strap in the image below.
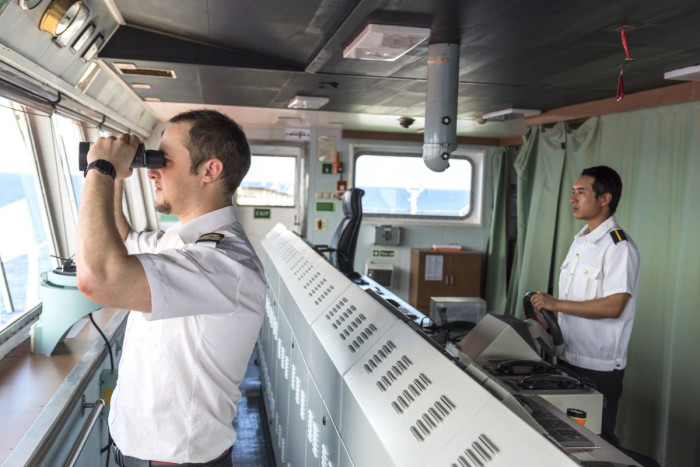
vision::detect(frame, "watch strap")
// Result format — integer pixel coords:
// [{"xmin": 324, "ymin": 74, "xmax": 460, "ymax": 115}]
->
[{"xmin": 84, "ymin": 159, "xmax": 116, "ymax": 180}]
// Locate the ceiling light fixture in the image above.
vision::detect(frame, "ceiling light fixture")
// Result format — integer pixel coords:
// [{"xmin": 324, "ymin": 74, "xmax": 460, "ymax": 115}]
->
[
  {"xmin": 132, "ymin": 83, "xmax": 152, "ymax": 89},
  {"xmin": 664, "ymin": 64, "xmax": 700, "ymax": 81},
  {"xmin": 144, "ymin": 97, "xmax": 161, "ymax": 102},
  {"xmin": 343, "ymin": 24, "xmax": 430, "ymax": 61},
  {"xmin": 287, "ymin": 95, "xmax": 329, "ymax": 110},
  {"xmin": 481, "ymin": 108, "xmax": 541, "ymax": 121},
  {"xmin": 39, "ymin": 0, "xmax": 85, "ymax": 37}
]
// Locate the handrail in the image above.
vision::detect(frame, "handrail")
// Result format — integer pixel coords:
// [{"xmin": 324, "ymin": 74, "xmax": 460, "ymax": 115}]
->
[{"xmin": 62, "ymin": 399, "xmax": 105, "ymax": 467}]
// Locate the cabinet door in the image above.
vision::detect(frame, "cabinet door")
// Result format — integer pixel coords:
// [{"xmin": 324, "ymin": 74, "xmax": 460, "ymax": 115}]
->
[
  {"xmin": 446, "ymin": 253, "xmax": 482, "ymax": 297},
  {"xmin": 411, "ymin": 252, "xmax": 451, "ymax": 308}
]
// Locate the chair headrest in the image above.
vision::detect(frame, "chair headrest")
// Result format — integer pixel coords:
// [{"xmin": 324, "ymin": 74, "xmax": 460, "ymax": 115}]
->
[{"xmin": 342, "ymin": 188, "xmax": 364, "ymax": 217}]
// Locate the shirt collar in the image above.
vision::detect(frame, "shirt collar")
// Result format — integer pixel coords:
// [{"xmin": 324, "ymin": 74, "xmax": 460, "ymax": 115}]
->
[
  {"xmin": 166, "ymin": 206, "xmax": 238, "ymax": 244},
  {"xmin": 575, "ymin": 215, "xmax": 618, "ymax": 243}
]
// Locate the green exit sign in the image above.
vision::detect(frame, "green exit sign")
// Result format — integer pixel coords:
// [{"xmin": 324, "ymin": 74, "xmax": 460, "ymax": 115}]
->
[
  {"xmin": 316, "ymin": 201, "xmax": 336, "ymax": 212},
  {"xmin": 253, "ymin": 208, "xmax": 271, "ymax": 219},
  {"xmin": 372, "ymin": 249, "xmax": 396, "ymax": 258}
]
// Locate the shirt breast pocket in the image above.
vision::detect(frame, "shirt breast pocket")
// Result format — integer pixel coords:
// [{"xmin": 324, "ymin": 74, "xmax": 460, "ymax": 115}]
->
[{"xmin": 572, "ymin": 264, "xmax": 601, "ymax": 300}]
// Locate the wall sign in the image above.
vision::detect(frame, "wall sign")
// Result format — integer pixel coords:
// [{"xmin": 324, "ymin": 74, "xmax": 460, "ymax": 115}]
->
[
  {"xmin": 371, "ymin": 249, "xmax": 396, "ymax": 258},
  {"xmin": 284, "ymin": 127, "xmax": 311, "ymax": 141},
  {"xmin": 316, "ymin": 201, "xmax": 336, "ymax": 212},
  {"xmin": 253, "ymin": 208, "xmax": 271, "ymax": 219}
]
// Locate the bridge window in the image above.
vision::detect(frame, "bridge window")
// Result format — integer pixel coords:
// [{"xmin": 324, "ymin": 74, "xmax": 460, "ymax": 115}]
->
[
  {"xmin": 237, "ymin": 155, "xmax": 296, "ymax": 207},
  {"xmin": 52, "ymin": 114, "xmax": 86, "ymax": 214},
  {"xmin": 0, "ymin": 98, "xmax": 54, "ymax": 328},
  {"xmin": 354, "ymin": 152, "xmax": 476, "ymax": 219}
]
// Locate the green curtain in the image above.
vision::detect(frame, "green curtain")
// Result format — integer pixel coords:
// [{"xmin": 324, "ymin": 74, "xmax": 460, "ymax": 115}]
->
[
  {"xmin": 506, "ymin": 124, "xmax": 567, "ymax": 316},
  {"xmin": 507, "ymin": 102, "xmax": 700, "ymax": 465},
  {"xmin": 484, "ymin": 147, "xmax": 508, "ymax": 313}
]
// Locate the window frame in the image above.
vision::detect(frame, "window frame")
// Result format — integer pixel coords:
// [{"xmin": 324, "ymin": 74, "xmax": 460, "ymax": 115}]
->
[
  {"xmin": 51, "ymin": 113, "xmax": 87, "ymax": 221},
  {"xmin": 0, "ymin": 98, "xmax": 57, "ymax": 327},
  {"xmin": 350, "ymin": 144, "xmax": 485, "ymax": 227},
  {"xmin": 236, "ymin": 151, "xmax": 300, "ymax": 209}
]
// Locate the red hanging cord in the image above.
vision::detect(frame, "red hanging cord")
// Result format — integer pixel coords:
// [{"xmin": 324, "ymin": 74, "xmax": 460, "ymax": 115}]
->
[
  {"xmin": 621, "ymin": 27, "xmax": 631, "ymax": 60},
  {"xmin": 616, "ymin": 27, "xmax": 634, "ymax": 101}
]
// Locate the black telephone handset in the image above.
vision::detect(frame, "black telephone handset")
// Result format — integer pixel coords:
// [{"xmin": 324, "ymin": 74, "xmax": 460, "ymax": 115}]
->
[
  {"xmin": 494, "ymin": 359, "xmax": 556, "ymax": 375},
  {"xmin": 518, "ymin": 373, "xmax": 586, "ymax": 390},
  {"xmin": 435, "ymin": 306, "xmax": 476, "ymax": 334}
]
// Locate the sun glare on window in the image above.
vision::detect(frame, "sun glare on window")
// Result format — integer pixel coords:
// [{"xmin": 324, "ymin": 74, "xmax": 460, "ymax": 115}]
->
[{"xmin": 355, "ymin": 154, "xmax": 473, "ymax": 218}]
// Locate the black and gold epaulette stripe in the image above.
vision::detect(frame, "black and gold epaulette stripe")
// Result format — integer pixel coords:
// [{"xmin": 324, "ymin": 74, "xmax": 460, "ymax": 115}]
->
[
  {"xmin": 610, "ymin": 229, "xmax": 627, "ymax": 244},
  {"xmin": 196, "ymin": 233, "xmax": 225, "ymax": 244}
]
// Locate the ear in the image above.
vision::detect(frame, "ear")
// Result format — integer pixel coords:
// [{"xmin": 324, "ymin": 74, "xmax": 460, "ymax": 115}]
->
[
  {"xmin": 599, "ymin": 192, "xmax": 612, "ymax": 207},
  {"xmin": 201, "ymin": 158, "xmax": 224, "ymax": 183}
]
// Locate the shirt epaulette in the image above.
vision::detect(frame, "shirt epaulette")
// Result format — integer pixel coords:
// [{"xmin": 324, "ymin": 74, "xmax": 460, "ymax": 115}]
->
[
  {"xmin": 196, "ymin": 232, "xmax": 225, "ymax": 245},
  {"xmin": 610, "ymin": 229, "xmax": 627, "ymax": 244}
]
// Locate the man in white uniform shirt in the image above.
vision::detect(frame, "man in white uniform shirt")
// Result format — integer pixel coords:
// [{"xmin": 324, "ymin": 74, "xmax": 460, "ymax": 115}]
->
[
  {"xmin": 77, "ymin": 110, "xmax": 266, "ymax": 466},
  {"xmin": 531, "ymin": 166, "xmax": 640, "ymax": 446}
]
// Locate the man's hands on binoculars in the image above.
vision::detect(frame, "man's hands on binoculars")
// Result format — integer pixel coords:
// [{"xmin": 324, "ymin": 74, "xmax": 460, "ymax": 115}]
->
[{"xmin": 88, "ymin": 134, "xmax": 141, "ymax": 180}]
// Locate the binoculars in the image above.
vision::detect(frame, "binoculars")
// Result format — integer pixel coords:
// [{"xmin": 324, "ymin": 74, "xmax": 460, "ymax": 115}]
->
[{"xmin": 78, "ymin": 142, "xmax": 165, "ymax": 171}]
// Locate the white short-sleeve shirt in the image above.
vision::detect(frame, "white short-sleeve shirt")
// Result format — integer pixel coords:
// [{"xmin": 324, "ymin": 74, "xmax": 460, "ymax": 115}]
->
[
  {"xmin": 558, "ymin": 215, "xmax": 640, "ymax": 371},
  {"xmin": 108, "ymin": 206, "xmax": 266, "ymax": 463}
]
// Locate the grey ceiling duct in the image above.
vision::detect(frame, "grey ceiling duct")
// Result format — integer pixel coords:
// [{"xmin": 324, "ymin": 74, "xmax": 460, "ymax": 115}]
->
[{"xmin": 422, "ymin": 43, "xmax": 459, "ymax": 172}]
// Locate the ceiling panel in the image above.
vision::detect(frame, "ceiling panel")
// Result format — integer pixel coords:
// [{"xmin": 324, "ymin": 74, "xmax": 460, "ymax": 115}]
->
[{"xmin": 101, "ymin": 0, "xmax": 700, "ymax": 136}]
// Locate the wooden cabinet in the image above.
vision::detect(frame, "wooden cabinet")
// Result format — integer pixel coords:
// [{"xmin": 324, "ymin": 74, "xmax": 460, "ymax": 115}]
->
[{"xmin": 409, "ymin": 249, "xmax": 483, "ymax": 314}]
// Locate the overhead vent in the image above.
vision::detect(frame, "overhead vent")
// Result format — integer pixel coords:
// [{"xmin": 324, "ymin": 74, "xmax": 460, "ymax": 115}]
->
[
  {"xmin": 344, "ymin": 24, "xmax": 430, "ymax": 61},
  {"xmin": 480, "ymin": 108, "xmax": 540, "ymax": 122},
  {"xmin": 119, "ymin": 68, "xmax": 177, "ymax": 79}
]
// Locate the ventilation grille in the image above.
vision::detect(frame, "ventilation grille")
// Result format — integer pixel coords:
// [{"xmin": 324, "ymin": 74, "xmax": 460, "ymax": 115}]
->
[
  {"xmin": 292, "ymin": 257, "xmax": 314, "ymax": 281},
  {"xmin": 375, "ymin": 356, "xmax": 417, "ymax": 393},
  {"xmin": 389, "ymin": 372, "xmax": 432, "ymax": 413},
  {"xmin": 325, "ymin": 298, "xmax": 378, "ymax": 353},
  {"xmin": 303, "ymin": 271, "xmax": 334, "ymax": 306},
  {"xmin": 409, "ymin": 395, "xmax": 456, "ymax": 442},
  {"xmin": 265, "ymin": 298, "xmax": 279, "ymax": 339},
  {"xmin": 450, "ymin": 434, "xmax": 500, "ymax": 466},
  {"xmin": 363, "ymin": 340, "xmax": 398, "ymax": 374},
  {"xmin": 120, "ymin": 67, "xmax": 177, "ymax": 79},
  {"xmin": 367, "ymin": 265, "xmax": 393, "ymax": 288},
  {"xmin": 278, "ymin": 242, "xmax": 299, "ymax": 264}
]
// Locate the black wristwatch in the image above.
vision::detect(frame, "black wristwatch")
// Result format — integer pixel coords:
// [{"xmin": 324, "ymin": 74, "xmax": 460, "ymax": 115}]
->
[{"xmin": 84, "ymin": 159, "xmax": 116, "ymax": 180}]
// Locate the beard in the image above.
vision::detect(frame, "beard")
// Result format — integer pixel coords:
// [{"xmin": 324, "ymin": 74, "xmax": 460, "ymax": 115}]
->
[{"xmin": 154, "ymin": 200, "xmax": 172, "ymax": 214}]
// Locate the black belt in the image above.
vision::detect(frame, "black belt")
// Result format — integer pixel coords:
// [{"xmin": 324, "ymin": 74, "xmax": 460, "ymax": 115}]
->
[{"xmin": 112, "ymin": 444, "xmax": 232, "ymax": 467}]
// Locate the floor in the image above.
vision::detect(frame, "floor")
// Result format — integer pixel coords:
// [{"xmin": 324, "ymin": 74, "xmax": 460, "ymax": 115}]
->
[{"xmin": 232, "ymin": 347, "xmax": 276, "ymax": 466}]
